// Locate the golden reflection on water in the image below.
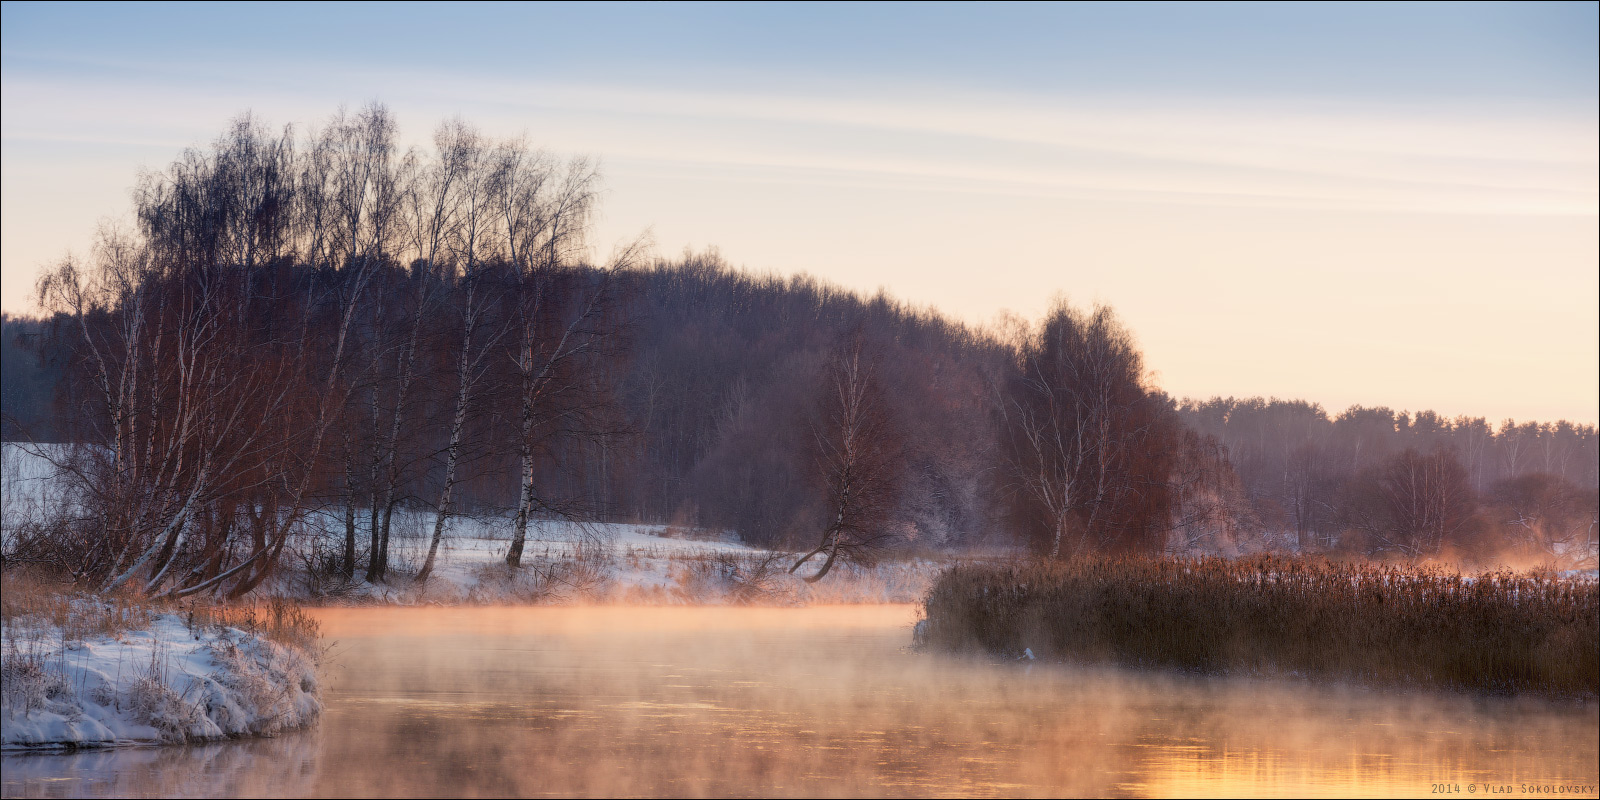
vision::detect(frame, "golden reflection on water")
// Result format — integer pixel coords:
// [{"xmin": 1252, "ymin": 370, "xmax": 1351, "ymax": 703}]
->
[{"xmin": 3, "ymin": 604, "xmax": 1596, "ymax": 798}]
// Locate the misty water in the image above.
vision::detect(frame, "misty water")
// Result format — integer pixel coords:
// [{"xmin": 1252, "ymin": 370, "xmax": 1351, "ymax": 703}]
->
[{"xmin": 3, "ymin": 605, "xmax": 1596, "ymax": 798}]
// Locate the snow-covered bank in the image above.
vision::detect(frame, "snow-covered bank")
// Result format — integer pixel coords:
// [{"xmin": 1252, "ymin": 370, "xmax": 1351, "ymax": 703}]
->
[
  {"xmin": 1, "ymin": 610, "xmax": 320, "ymax": 750},
  {"xmin": 4, "ymin": 443, "xmax": 944, "ymax": 607},
  {"xmin": 288, "ymin": 516, "xmax": 945, "ymax": 606}
]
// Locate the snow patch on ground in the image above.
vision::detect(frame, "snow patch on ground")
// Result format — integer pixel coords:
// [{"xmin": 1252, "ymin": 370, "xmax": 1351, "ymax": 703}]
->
[
  {"xmin": 289, "ymin": 514, "xmax": 943, "ymax": 606},
  {"xmin": 2, "ymin": 611, "xmax": 320, "ymax": 750},
  {"xmin": 1, "ymin": 443, "xmax": 78, "ymax": 544},
  {"xmin": 4, "ymin": 443, "xmax": 944, "ymax": 606}
]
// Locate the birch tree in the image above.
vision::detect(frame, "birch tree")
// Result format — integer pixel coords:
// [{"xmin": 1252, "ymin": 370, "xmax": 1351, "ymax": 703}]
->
[
  {"xmin": 995, "ymin": 303, "xmax": 1174, "ymax": 558},
  {"xmin": 788, "ymin": 331, "xmax": 903, "ymax": 582},
  {"xmin": 414, "ymin": 125, "xmax": 512, "ymax": 581},
  {"xmin": 500, "ymin": 156, "xmax": 609, "ymax": 567}
]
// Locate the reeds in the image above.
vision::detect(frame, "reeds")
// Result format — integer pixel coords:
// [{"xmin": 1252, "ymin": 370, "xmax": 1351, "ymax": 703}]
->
[
  {"xmin": 922, "ymin": 555, "xmax": 1598, "ymax": 696},
  {"xmin": 184, "ymin": 596, "xmax": 322, "ymax": 652},
  {"xmin": 1, "ymin": 569, "xmax": 151, "ymax": 641},
  {"xmin": 2, "ymin": 567, "xmax": 320, "ymax": 653}
]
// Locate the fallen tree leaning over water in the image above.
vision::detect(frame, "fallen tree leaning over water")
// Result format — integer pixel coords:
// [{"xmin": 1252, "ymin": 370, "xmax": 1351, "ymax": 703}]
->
[{"xmin": 921, "ymin": 555, "xmax": 1598, "ymax": 696}]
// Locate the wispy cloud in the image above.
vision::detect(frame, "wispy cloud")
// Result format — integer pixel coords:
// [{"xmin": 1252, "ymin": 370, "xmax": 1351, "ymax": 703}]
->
[{"xmin": 6, "ymin": 63, "xmax": 1596, "ymax": 219}]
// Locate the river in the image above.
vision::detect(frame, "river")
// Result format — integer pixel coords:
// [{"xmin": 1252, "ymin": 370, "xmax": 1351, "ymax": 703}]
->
[{"xmin": 3, "ymin": 605, "xmax": 1596, "ymax": 798}]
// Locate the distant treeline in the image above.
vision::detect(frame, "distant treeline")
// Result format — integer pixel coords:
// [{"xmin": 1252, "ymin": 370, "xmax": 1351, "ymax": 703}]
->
[
  {"xmin": 1175, "ymin": 399, "xmax": 1597, "ymax": 560},
  {"xmin": 1, "ymin": 104, "xmax": 1594, "ymax": 598}
]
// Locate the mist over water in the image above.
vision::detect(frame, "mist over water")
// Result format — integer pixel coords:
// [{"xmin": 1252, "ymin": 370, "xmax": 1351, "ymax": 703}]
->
[{"xmin": 4, "ymin": 605, "xmax": 1596, "ymax": 798}]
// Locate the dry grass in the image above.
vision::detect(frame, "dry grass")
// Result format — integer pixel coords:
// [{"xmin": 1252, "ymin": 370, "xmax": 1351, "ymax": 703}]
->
[
  {"xmin": 0, "ymin": 636, "xmax": 72, "ymax": 719},
  {"xmin": 184, "ymin": 596, "xmax": 322, "ymax": 653},
  {"xmin": 666, "ymin": 552, "xmax": 800, "ymax": 605},
  {"xmin": 2, "ymin": 566, "xmax": 319, "ymax": 654},
  {"xmin": 1, "ymin": 569, "xmax": 152, "ymax": 641},
  {"xmin": 922, "ymin": 555, "xmax": 1599, "ymax": 696}
]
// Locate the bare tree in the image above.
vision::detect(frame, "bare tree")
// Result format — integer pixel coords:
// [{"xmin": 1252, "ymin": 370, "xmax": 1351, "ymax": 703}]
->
[
  {"xmin": 1487, "ymin": 473, "xmax": 1598, "ymax": 567},
  {"xmin": 788, "ymin": 331, "xmax": 903, "ymax": 582},
  {"xmin": 414, "ymin": 126, "xmax": 514, "ymax": 582},
  {"xmin": 994, "ymin": 302, "xmax": 1173, "ymax": 558},
  {"xmin": 1167, "ymin": 428, "xmax": 1259, "ymax": 554},
  {"xmin": 505, "ymin": 242, "xmax": 640, "ymax": 567},
  {"xmin": 1339, "ymin": 447, "xmax": 1478, "ymax": 558},
  {"xmin": 415, "ymin": 260, "xmax": 510, "ymax": 582},
  {"xmin": 172, "ymin": 108, "xmax": 390, "ymax": 598},
  {"xmin": 30, "ymin": 108, "xmax": 390, "ymax": 598},
  {"xmin": 501, "ymin": 154, "xmax": 612, "ymax": 567}
]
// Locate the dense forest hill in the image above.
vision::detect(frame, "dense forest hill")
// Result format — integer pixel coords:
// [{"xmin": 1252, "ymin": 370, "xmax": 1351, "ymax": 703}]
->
[
  {"xmin": 7, "ymin": 257, "xmax": 1595, "ymax": 562},
  {"xmin": 614, "ymin": 253, "xmax": 1003, "ymax": 549},
  {"xmin": 3, "ymin": 253, "xmax": 1005, "ymax": 550},
  {"xmin": 1, "ymin": 313, "xmax": 60, "ymax": 441},
  {"xmin": 1, "ymin": 104, "xmax": 1594, "ymax": 599}
]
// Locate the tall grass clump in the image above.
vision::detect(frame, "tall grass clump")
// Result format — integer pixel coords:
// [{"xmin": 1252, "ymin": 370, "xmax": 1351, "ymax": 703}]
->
[
  {"xmin": 184, "ymin": 596, "xmax": 322, "ymax": 653},
  {"xmin": 922, "ymin": 555, "xmax": 1598, "ymax": 696},
  {"xmin": 3, "ymin": 566, "xmax": 319, "ymax": 655},
  {"xmin": 1, "ymin": 569, "xmax": 152, "ymax": 640}
]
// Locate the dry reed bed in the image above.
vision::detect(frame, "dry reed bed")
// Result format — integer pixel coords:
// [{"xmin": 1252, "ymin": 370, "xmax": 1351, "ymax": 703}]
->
[
  {"xmin": 922, "ymin": 555, "xmax": 1598, "ymax": 696},
  {"xmin": 2, "ymin": 570, "xmax": 320, "ymax": 652},
  {"xmin": 1, "ymin": 572, "xmax": 152, "ymax": 643}
]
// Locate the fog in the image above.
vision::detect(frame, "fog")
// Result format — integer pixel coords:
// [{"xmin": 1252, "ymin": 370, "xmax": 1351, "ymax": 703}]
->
[{"xmin": 5, "ymin": 605, "xmax": 1595, "ymax": 798}]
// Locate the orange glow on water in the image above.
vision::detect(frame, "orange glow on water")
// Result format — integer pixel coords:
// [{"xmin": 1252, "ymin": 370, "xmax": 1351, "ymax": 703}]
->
[{"xmin": 4, "ymin": 605, "xmax": 1595, "ymax": 798}]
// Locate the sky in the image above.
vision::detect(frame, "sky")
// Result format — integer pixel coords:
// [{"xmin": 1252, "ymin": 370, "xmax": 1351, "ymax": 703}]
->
[{"xmin": 2, "ymin": 1, "xmax": 1596, "ymax": 424}]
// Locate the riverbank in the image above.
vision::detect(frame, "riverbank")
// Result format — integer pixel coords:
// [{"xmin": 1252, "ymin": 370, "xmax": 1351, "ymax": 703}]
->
[
  {"xmin": 1, "ymin": 588, "xmax": 321, "ymax": 750},
  {"xmin": 4, "ymin": 445, "xmax": 943, "ymax": 608},
  {"xmin": 281, "ymin": 517, "xmax": 945, "ymax": 607}
]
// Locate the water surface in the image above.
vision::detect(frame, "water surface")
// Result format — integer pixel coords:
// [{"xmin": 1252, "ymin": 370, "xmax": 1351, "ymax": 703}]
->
[{"xmin": 4, "ymin": 605, "xmax": 1596, "ymax": 797}]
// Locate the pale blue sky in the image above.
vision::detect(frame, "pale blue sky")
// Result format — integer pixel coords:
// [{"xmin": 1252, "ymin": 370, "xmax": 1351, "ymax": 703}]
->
[
  {"xmin": 5, "ymin": 2, "xmax": 1596, "ymax": 98},
  {"xmin": 3, "ymin": 1, "xmax": 1596, "ymax": 423}
]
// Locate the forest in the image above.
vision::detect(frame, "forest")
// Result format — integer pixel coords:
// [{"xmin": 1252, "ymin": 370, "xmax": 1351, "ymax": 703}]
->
[{"xmin": 1, "ymin": 104, "xmax": 1595, "ymax": 600}]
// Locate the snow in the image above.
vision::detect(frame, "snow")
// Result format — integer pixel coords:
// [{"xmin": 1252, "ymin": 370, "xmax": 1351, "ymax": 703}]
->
[
  {"xmin": 4, "ymin": 441, "xmax": 940, "ymax": 606},
  {"xmin": 1, "ymin": 443, "xmax": 76, "ymax": 542},
  {"xmin": 287, "ymin": 513, "xmax": 943, "ymax": 606},
  {"xmin": 1, "ymin": 609, "xmax": 320, "ymax": 750},
  {"xmin": 0, "ymin": 442, "xmax": 56, "ymax": 485}
]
